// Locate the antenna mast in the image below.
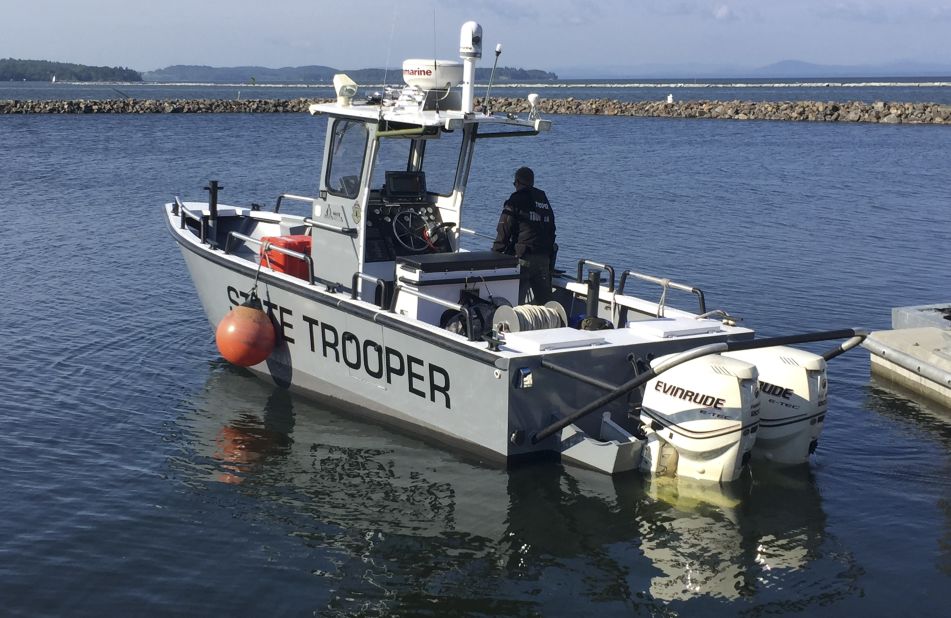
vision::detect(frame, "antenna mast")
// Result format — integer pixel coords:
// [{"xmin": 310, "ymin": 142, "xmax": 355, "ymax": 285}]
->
[{"xmin": 483, "ymin": 44, "xmax": 502, "ymax": 114}]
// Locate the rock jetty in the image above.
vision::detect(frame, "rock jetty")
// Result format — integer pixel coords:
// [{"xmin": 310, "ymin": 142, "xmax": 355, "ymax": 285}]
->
[{"xmin": 1, "ymin": 97, "xmax": 949, "ymax": 124}]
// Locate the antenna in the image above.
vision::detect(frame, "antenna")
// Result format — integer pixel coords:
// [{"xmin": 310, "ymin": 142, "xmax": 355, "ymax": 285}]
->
[
  {"xmin": 483, "ymin": 43, "xmax": 502, "ymax": 114},
  {"xmin": 378, "ymin": 2, "xmax": 399, "ymax": 121},
  {"xmin": 431, "ymin": 10, "xmax": 442, "ymax": 112}
]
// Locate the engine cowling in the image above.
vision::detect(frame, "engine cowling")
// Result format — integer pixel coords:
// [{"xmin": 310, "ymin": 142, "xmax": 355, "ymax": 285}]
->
[
  {"xmin": 640, "ymin": 354, "xmax": 759, "ymax": 483},
  {"xmin": 723, "ymin": 346, "xmax": 828, "ymax": 464}
]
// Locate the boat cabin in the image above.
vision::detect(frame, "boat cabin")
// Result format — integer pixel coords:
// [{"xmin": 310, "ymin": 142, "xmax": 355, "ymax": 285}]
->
[{"xmin": 303, "ymin": 57, "xmax": 550, "ymax": 325}]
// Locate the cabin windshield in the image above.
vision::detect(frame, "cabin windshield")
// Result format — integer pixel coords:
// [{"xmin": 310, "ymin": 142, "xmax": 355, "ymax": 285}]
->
[{"xmin": 371, "ymin": 128, "xmax": 465, "ymax": 197}]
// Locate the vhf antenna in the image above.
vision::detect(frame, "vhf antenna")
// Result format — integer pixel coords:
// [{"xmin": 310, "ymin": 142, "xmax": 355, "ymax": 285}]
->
[{"xmin": 483, "ymin": 43, "xmax": 502, "ymax": 114}]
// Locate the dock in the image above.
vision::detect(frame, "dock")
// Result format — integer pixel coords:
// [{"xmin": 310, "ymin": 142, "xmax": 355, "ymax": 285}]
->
[{"xmin": 864, "ymin": 304, "xmax": 951, "ymax": 407}]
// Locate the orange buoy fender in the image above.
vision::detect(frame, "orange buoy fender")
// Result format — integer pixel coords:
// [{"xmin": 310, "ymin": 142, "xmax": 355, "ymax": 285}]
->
[{"xmin": 215, "ymin": 301, "xmax": 276, "ymax": 367}]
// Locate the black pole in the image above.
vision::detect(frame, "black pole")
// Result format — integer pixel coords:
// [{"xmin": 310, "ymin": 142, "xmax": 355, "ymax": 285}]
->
[
  {"xmin": 530, "ymin": 328, "xmax": 864, "ymax": 445},
  {"xmin": 204, "ymin": 180, "xmax": 223, "ymax": 247},
  {"xmin": 531, "ymin": 366, "xmax": 661, "ymax": 444},
  {"xmin": 725, "ymin": 328, "xmax": 860, "ymax": 352},
  {"xmin": 204, "ymin": 180, "xmax": 222, "ymax": 221},
  {"xmin": 585, "ymin": 269, "xmax": 600, "ymax": 319},
  {"xmin": 822, "ymin": 331, "xmax": 868, "ymax": 361}
]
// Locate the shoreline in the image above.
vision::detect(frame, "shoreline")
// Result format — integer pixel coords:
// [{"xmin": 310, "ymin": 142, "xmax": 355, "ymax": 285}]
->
[{"xmin": 1, "ymin": 97, "xmax": 949, "ymax": 124}]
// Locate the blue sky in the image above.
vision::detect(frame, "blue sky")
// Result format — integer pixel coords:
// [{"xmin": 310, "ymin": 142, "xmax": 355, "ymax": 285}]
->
[{"xmin": 4, "ymin": 1, "xmax": 951, "ymax": 76}]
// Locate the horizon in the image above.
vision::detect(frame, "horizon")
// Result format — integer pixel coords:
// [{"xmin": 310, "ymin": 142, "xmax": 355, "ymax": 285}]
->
[
  {"xmin": 4, "ymin": 1, "xmax": 951, "ymax": 77},
  {"xmin": 7, "ymin": 58, "xmax": 951, "ymax": 83}
]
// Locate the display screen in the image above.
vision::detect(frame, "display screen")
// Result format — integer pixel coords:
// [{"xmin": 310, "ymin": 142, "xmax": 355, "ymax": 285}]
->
[{"xmin": 384, "ymin": 171, "xmax": 427, "ymax": 201}]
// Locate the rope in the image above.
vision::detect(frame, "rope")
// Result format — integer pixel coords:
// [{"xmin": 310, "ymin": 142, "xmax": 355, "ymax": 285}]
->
[
  {"xmin": 656, "ymin": 278, "xmax": 670, "ymax": 317},
  {"xmin": 506, "ymin": 304, "xmax": 564, "ymax": 332},
  {"xmin": 248, "ymin": 240, "xmax": 271, "ymax": 299}
]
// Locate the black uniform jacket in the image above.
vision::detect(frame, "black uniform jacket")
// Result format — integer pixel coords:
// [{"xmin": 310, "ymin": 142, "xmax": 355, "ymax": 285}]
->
[{"xmin": 491, "ymin": 186, "xmax": 556, "ymax": 258}]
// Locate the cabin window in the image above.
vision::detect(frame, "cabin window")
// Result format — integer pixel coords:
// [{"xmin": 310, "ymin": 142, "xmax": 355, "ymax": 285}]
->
[
  {"xmin": 371, "ymin": 129, "xmax": 464, "ymax": 197},
  {"xmin": 326, "ymin": 119, "xmax": 368, "ymax": 199},
  {"xmin": 419, "ymin": 129, "xmax": 464, "ymax": 196}
]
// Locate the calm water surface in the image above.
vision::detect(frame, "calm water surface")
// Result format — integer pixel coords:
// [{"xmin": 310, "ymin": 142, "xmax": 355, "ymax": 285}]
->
[
  {"xmin": 0, "ymin": 111, "xmax": 949, "ymax": 616},
  {"xmin": 3, "ymin": 78, "xmax": 951, "ymax": 104}
]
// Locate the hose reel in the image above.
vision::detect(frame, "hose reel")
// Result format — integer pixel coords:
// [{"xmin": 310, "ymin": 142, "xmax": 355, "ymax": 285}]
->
[{"xmin": 493, "ymin": 302, "xmax": 567, "ymax": 333}]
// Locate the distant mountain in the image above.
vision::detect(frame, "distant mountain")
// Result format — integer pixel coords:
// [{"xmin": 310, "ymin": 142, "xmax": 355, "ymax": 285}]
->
[
  {"xmin": 142, "ymin": 64, "xmax": 557, "ymax": 84},
  {"xmin": 143, "ymin": 65, "xmax": 338, "ymax": 84},
  {"xmin": 554, "ymin": 59, "xmax": 951, "ymax": 80},
  {"xmin": 0, "ymin": 58, "xmax": 141, "ymax": 82}
]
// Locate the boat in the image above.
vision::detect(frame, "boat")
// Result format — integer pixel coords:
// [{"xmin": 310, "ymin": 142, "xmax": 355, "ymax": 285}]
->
[{"xmin": 165, "ymin": 21, "xmax": 867, "ymax": 483}]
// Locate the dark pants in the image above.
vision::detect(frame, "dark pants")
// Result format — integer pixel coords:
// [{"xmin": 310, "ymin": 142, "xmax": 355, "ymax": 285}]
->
[{"xmin": 519, "ymin": 253, "xmax": 552, "ymax": 305}]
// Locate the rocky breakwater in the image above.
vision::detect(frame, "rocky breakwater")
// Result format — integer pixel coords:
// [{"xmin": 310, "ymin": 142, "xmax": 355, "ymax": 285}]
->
[
  {"xmin": 2, "ymin": 96, "xmax": 950, "ymax": 124},
  {"xmin": 0, "ymin": 98, "xmax": 317, "ymax": 114},
  {"xmin": 488, "ymin": 97, "xmax": 951, "ymax": 124}
]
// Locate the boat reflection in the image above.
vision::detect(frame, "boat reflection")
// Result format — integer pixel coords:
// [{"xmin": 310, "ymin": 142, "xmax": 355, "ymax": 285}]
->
[
  {"xmin": 512, "ymin": 464, "xmax": 860, "ymax": 607},
  {"xmin": 173, "ymin": 368, "xmax": 863, "ymax": 611}
]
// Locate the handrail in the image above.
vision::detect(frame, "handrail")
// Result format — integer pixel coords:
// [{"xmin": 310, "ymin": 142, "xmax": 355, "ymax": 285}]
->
[
  {"xmin": 351, "ymin": 273, "xmax": 386, "ymax": 308},
  {"xmin": 303, "ymin": 217, "xmax": 358, "ymax": 236},
  {"xmin": 224, "ymin": 232, "xmax": 315, "ymax": 283},
  {"xmin": 458, "ymin": 227, "xmax": 496, "ymax": 241},
  {"xmin": 376, "ymin": 127, "xmax": 428, "ymax": 138},
  {"xmin": 618, "ymin": 269, "xmax": 707, "ymax": 316},
  {"xmin": 175, "ymin": 197, "xmax": 207, "ymax": 243},
  {"xmin": 390, "ymin": 283, "xmax": 475, "ymax": 342},
  {"xmin": 275, "ymin": 193, "xmax": 316, "ymax": 213},
  {"xmin": 576, "ymin": 259, "xmax": 616, "ymax": 292}
]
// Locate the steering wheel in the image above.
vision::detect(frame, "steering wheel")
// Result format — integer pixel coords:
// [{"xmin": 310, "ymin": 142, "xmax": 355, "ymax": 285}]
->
[
  {"xmin": 392, "ymin": 210, "xmax": 431, "ymax": 251},
  {"xmin": 424, "ymin": 222, "xmax": 457, "ymax": 251}
]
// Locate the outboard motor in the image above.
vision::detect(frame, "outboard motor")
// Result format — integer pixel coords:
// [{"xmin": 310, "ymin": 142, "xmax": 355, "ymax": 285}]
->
[
  {"xmin": 639, "ymin": 354, "xmax": 760, "ymax": 483},
  {"xmin": 723, "ymin": 346, "xmax": 827, "ymax": 464}
]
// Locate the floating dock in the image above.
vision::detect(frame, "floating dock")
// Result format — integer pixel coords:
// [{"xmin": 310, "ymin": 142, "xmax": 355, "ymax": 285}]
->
[{"xmin": 864, "ymin": 304, "xmax": 951, "ymax": 407}]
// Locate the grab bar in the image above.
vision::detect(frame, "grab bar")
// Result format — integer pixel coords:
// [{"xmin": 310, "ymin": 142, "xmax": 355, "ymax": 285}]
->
[
  {"xmin": 390, "ymin": 284, "xmax": 475, "ymax": 342},
  {"xmin": 275, "ymin": 193, "xmax": 316, "ymax": 213},
  {"xmin": 351, "ymin": 273, "xmax": 387, "ymax": 308},
  {"xmin": 618, "ymin": 269, "xmax": 706, "ymax": 315},
  {"xmin": 576, "ymin": 259, "xmax": 616, "ymax": 292},
  {"xmin": 303, "ymin": 217, "xmax": 358, "ymax": 236},
  {"xmin": 175, "ymin": 196, "xmax": 207, "ymax": 243}
]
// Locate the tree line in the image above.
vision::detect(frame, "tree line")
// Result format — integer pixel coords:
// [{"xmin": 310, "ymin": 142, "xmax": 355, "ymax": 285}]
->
[
  {"xmin": 2, "ymin": 58, "xmax": 556, "ymax": 84},
  {"xmin": 0, "ymin": 59, "xmax": 142, "ymax": 82}
]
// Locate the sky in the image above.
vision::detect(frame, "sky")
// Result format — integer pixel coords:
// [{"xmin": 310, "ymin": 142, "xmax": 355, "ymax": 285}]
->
[{"xmin": 3, "ymin": 0, "xmax": 951, "ymax": 76}]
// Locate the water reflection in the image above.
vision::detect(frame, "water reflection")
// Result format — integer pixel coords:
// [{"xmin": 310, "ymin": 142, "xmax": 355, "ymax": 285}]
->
[
  {"xmin": 866, "ymin": 377, "xmax": 951, "ymax": 447},
  {"xmin": 865, "ymin": 378, "xmax": 951, "ymax": 577},
  {"xmin": 173, "ymin": 368, "xmax": 864, "ymax": 613},
  {"xmin": 211, "ymin": 390, "xmax": 295, "ymax": 484}
]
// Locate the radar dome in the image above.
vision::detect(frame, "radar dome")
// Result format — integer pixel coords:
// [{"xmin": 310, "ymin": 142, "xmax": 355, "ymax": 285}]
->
[{"xmin": 402, "ymin": 59, "xmax": 463, "ymax": 90}]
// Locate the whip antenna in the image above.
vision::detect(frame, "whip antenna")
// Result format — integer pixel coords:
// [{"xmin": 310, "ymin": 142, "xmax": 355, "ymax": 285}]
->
[
  {"xmin": 377, "ymin": 2, "xmax": 399, "ymax": 122},
  {"xmin": 483, "ymin": 44, "xmax": 502, "ymax": 113}
]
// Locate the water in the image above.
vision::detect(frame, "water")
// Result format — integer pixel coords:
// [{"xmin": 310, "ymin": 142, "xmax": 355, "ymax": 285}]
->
[
  {"xmin": 3, "ymin": 77, "xmax": 951, "ymax": 104},
  {"xmin": 1, "ymin": 106, "xmax": 949, "ymax": 615}
]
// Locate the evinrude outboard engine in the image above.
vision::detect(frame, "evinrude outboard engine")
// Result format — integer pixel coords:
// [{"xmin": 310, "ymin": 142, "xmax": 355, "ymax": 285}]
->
[
  {"xmin": 639, "ymin": 354, "xmax": 760, "ymax": 483},
  {"xmin": 723, "ymin": 346, "xmax": 827, "ymax": 464}
]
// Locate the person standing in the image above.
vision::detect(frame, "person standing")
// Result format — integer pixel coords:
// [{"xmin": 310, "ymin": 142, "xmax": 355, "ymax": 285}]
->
[{"xmin": 491, "ymin": 167, "xmax": 557, "ymax": 304}]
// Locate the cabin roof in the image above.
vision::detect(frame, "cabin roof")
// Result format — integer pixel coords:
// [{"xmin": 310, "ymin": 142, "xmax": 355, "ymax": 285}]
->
[{"xmin": 308, "ymin": 100, "xmax": 550, "ymax": 133}]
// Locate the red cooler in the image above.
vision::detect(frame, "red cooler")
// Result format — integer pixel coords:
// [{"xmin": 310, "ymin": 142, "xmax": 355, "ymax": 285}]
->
[{"xmin": 260, "ymin": 235, "xmax": 312, "ymax": 280}]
